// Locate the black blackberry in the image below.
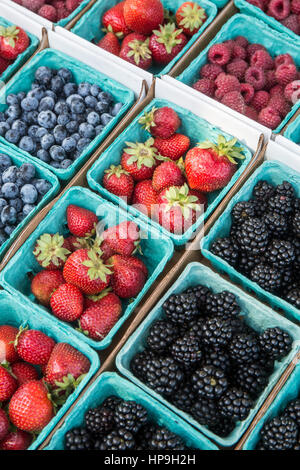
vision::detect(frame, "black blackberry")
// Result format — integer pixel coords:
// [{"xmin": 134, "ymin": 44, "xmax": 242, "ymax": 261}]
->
[
  {"xmin": 263, "ymin": 212, "xmax": 288, "ymax": 238},
  {"xmin": 147, "ymin": 320, "xmax": 179, "ymax": 354},
  {"xmin": 293, "ymin": 212, "xmax": 300, "ymax": 237},
  {"xmin": 275, "ymin": 181, "xmax": 295, "ymax": 198},
  {"xmin": 170, "ymin": 382, "xmax": 196, "ymax": 413},
  {"xmin": 259, "ymin": 327, "xmax": 293, "ymax": 360},
  {"xmin": 96, "ymin": 428, "xmax": 136, "ymax": 450},
  {"xmin": 191, "ymin": 365, "xmax": 228, "ymax": 400},
  {"xmin": 191, "ymin": 398, "xmax": 220, "ymax": 427},
  {"xmin": 218, "ymin": 387, "xmax": 253, "ymax": 421},
  {"xmin": 266, "ymin": 239, "xmax": 295, "ymax": 268},
  {"xmin": 253, "ymin": 180, "xmax": 275, "ymax": 200},
  {"xmin": 237, "ymin": 217, "xmax": 269, "ymax": 255},
  {"xmin": 295, "ymin": 198, "xmax": 300, "ymax": 211},
  {"xmin": 101, "ymin": 395, "xmax": 123, "ymax": 412},
  {"xmin": 145, "ymin": 356, "xmax": 184, "ymax": 397},
  {"xmin": 211, "ymin": 237, "xmax": 239, "ymax": 267},
  {"xmin": 187, "ymin": 318, "xmax": 205, "ymax": 342},
  {"xmin": 286, "ymin": 288, "xmax": 300, "ymax": 309},
  {"xmin": 255, "ymin": 352, "xmax": 275, "ymax": 374},
  {"xmin": 250, "ymin": 263, "xmax": 282, "ymax": 293},
  {"xmin": 254, "ymin": 200, "xmax": 268, "ymax": 219},
  {"xmin": 283, "ymin": 399, "xmax": 300, "ymax": 427},
  {"xmin": 65, "ymin": 428, "xmax": 93, "ymax": 450},
  {"xmin": 256, "ymin": 441, "xmax": 268, "ymax": 450},
  {"xmin": 267, "ymin": 194, "xmax": 294, "ymax": 218},
  {"xmin": 202, "ymin": 347, "xmax": 230, "ymax": 373},
  {"xmin": 163, "ymin": 292, "xmax": 199, "ymax": 325},
  {"xmin": 233, "ymin": 363, "xmax": 268, "ymax": 399},
  {"xmin": 232, "ymin": 201, "xmax": 256, "ymax": 224},
  {"xmin": 238, "ymin": 252, "xmax": 263, "ymax": 276},
  {"xmin": 280, "ymin": 268, "xmax": 296, "ymax": 295},
  {"xmin": 130, "ymin": 349, "xmax": 155, "ymax": 381},
  {"xmin": 202, "ymin": 317, "xmax": 234, "ymax": 349},
  {"xmin": 228, "ymin": 333, "xmax": 260, "ymax": 364},
  {"xmin": 208, "ymin": 417, "xmax": 235, "ymax": 437},
  {"xmin": 150, "ymin": 427, "xmax": 185, "ymax": 450},
  {"xmin": 293, "ymin": 441, "xmax": 300, "ymax": 450},
  {"xmin": 171, "ymin": 334, "xmax": 202, "ymax": 367},
  {"xmin": 205, "ymin": 290, "xmax": 240, "ymax": 319},
  {"xmin": 226, "ymin": 316, "xmax": 252, "ymax": 336},
  {"xmin": 115, "ymin": 401, "xmax": 148, "ymax": 433},
  {"xmin": 185, "ymin": 284, "xmax": 211, "ymax": 311},
  {"xmin": 135, "ymin": 423, "xmax": 158, "ymax": 450},
  {"xmin": 261, "ymin": 416, "xmax": 298, "ymax": 450},
  {"xmin": 85, "ymin": 407, "xmax": 114, "ymax": 436}
]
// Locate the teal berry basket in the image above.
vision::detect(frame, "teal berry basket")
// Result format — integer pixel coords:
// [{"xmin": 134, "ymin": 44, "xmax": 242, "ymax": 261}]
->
[
  {"xmin": 283, "ymin": 111, "xmax": 300, "ymax": 145},
  {"xmin": 201, "ymin": 160, "xmax": 300, "ymax": 324},
  {"xmin": 71, "ymin": 0, "xmax": 217, "ymax": 77},
  {"xmin": 87, "ymin": 97, "xmax": 252, "ymax": 246},
  {"xmin": 0, "ymin": 141, "xmax": 60, "ymax": 261},
  {"xmin": 176, "ymin": 14, "xmax": 300, "ymax": 134},
  {"xmin": 0, "ymin": 186, "xmax": 174, "ymax": 351},
  {"xmin": 116, "ymin": 262, "xmax": 300, "ymax": 448},
  {"xmin": 234, "ymin": 0, "xmax": 300, "ymax": 42},
  {"xmin": 45, "ymin": 372, "xmax": 218, "ymax": 450},
  {"xmin": 211, "ymin": 0, "xmax": 230, "ymax": 7},
  {"xmin": 0, "ymin": 17, "xmax": 39, "ymax": 84},
  {"xmin": 242, "ymin": 348, "xmax": 300, "ymax": 450},
  {"xmin": 0, "ymin": 48, "xmax": 134, "ymax": 181},
  {"xmin": 0, "ymin": 289, "xmax": 100, "ymax": 451}
]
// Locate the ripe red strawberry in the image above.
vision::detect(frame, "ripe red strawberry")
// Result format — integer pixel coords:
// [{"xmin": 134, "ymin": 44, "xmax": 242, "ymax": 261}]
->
[
  {"xmin": 153, "ymin": 133, "xmax": 190, "ymax": 160},
  {"xmin": 121, "ymin": 138, "xmax": 161, "ymax": 181},
  {"xmin": 101, "ymin": 221, "xmax": 141, "ymax": 257},
  {"xmin": 0, "ymin": 325, "xmax": 19, "ymax": 363},
  {"xmin": 132, "ymin": 179, "xmax": 158, "ymax": 216},
  {"xmin": 99, "ymin": 239, "xmax": 116, "ymax": 262},
  {"xmin": 79, "ymin": 292, "xmax": 122, "ymax": 340},
  {"xmin": 108, "ymin": 254, "xmax": 147, "ymax": 298},
  {"xmin": 185, "ymin": 135, "xmax": 245, "ymax": 192},
  {"xmin": 67, "ymin": 205, "xmax": 98, "ymax": 238},
  {"xmin": 176, "ymin": 2, "xmax": 207, "ymax": 36},
  {"xmin": 152, "ymin": 161, "xmax": 185, "ymax": 193},
  {"xmin": 127, "ymin": 255, "xmax": 148, "ymax": 277},
  {"xmin": 120, "ymin": 33, "xmax": 152, "ymax": 70},
  {"xmin": 44, "ymin": 343, "xmax": 90, "ymax": 392},
  {"xmin": 15, "ymin": 328, "xmax": 55, "ymax": 366},
  {"xmin": 139, "ymin": 106, "xmax": 181, "ymax": 139},
  {"xmin": 9, "ymin": 380, "xmax": 54, "ymax": 433},
  {"xmin": 0, "ymin": 429, "xmax": 32, "ymax": 451},
  {"xmin": 102, "ymin": 1, "xmax": 131, "ymax": 38},
  {"xmin": 63, "ymin": 249, "xmax": 112, "ymax": 295},
  {"xmin": 149, "ymin": 23, "xmax": 188, "ymax": 64},
  {"xmin": 0, "ymin": 408, "xmax": 9, "ymax": 442},
  {"xmin": 33, "ymin": 233, "xmax": 71, "ymax": 270},
  {"xmin": 123, "ymin": 0, "xmax": 164, "ymax": 35},
  {"xmin": 31, "ymin": 270, "xmax": 65, "ymax": 307},
  {"xmin": 65, "ymin": 235, "xmax": 91, "ymax": 252},
  {"xmin": 0, "ymin": 56, "xmax": 11, "ymax": 74},
  {"xmin": 11, "ymin": 362, "xmax": 39, "ymax": 386},
  {"xmin": 0, "ymin": 26, "xmax": 30, "ymax": 61},
  {"xmin": 103, "ymin": 164, "xmax": 134, "ymax": 201},
  {"xmin": 97, "ymin": 32, "xmax": 121, "ymax": 56},
  {"xmin": 50, "ymin": 283, "xmax": 84, "ymax": 322},
  {"xmin": 0, "ymin": 365, "xmax": 18, "ymax": 401},
  {"xmin": 156, "ymin": 183, "xmax": 205, "ymax": 234}
]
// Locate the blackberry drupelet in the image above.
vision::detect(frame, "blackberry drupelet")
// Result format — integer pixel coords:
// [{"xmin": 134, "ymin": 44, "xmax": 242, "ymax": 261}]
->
[
  {"xmin": 191, "ymin": 365, "xmax": 228, "ymax": 400},
  {"xmin": 85, "ymin": 407, "xmax": 114, "ymax": 436},
  {"xmin": 202, "ymin": 317, "xmax": 234, "ymax": 349},
  {"xmin": 267, "ymin": 194, "xmax": 294, "ymax": 218},
  {"xmin": 187, "ymin": 318, "xmax": 205, "ymax": 342},
  {"xmin": 233, "ymin": 363, "xmax": 268, "ymax": 399},
  {"xmin": 255, "ymin": 352, "xmax": 275, "ymax": 374},
  {"xmin": 254, "ymin": 200, "xmax": 268, "ymax": 219},
  {"xmin": 130, "ymin": 349, "xmax": 156, "ymax": 381},
  {"xmin": 208, "ymin": 417, "xmax": 235, "ymax": 437},
  {"xmin": 275, "ymin": 181, "xmax": 295, "ymax": 198},
  {"xmin": 266, "ymin": 239, "xmax": 295, "ymax": 268},
  {"xmin": 238, "ymin": 252, "xmax": 263, "ymax": 276},
  {"xmin": 252, "ymin": 180, "xmax": 275, "ymax": 200},
  {"xmin": 283, "ymin": 399, "xmax": 300, "ymax": 427},
  {"xmin": 218, "ymin": 387, "xmax": 253, "ymax": 421},
  {"xmin": 259, "ymin": 327, "xmax": 293, "ymax": 360},
  {"xmin": 280, "ymin": 269, "xmax": 296, "ymax": 296},
  {"xmin": 171, "ymin": 334, "xmax": 202, "ymax": 367},
  {"xmin": 147, "ymin": 320, "xmax": 179, "ymax": 354},
  {"xmin": 205, "ymin": 290, "xmax": 240, "ymax": 319},
  {"xmin": 228, "ymin": 333, "xmax": 260, "ymax": 364},
  {"xmin": 256, "ymin": 441, "xmax": 268, "ymax": 450},
  {"xmin": 250, "ymin": 263, "xmax": 282, "ymax": 293},
  {"xmin": 226, "ymin": 316, "xmax": 252, "ymax": 336},
  {"xmin": 115, "ymin": 401, "xmax": 148, "ymax": 433},
  {"xmin": 286, "ymin": 288, "xmax": 300, "ymax": 309},
  {"xmin": 203, "ymin": 348, "xmax": 230, "ymax": 373},
  {"xmin": 231, "ymin": 201, "xmax": 256, "ymax": 224},
  {"xmin": 211, "ymin": 237, "xmax": 239, "ymax": 267},
  {"xmin": 65, "ymin": 428, "xmax": 93, "ymax": 450},
  {"xmin": 150, "ymin": 427, "xmax": 186, "ymax": 450},
  {"xmin": 101, "ymin": 395, "xmax": 123, "ymax": 412},
  {"xmin": 163, "ymin": 292, "xmax": 199, "ymax": 325},
  {"xmin": 237, "ymin": 217, "xmax": 269, "ymax": 255},
  {"xmin": 170, "ymin": 382, "xmax": 196, "ymax": 413},
  {"xmin": 145, "ymin": 356, "xmax": 184, "ymax": 397},
  {"xmin": 136, "ymin": 423, "xmax": 158, "ymax": 450},
  {"xmin": 191, "ymin": 398, "xmax": 220, "ymax": 427},
  {"xmin": 263, "ymin": 212, "xmax": 288, "ymax": 238},
  {"xmin": 97, "ymin": 429, "xmax": 136, "ymax": 450},
  {"xmin": 185, "ymin": 284, "xmax": 211, "ymax": 311},
  {"xmin": 260, "ymin": 416, "xmax": 298, "ymax": 450},
  {"xmin": 293, "ymin": 212, "xmax": 300, "ymax": 237}
]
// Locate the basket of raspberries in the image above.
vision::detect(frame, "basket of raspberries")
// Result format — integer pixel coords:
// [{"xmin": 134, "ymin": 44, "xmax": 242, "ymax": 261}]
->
[
  {"xmin": 12, "ymin": 0, "xmax": 87, "ymax": 25},
  {"xmin": 94, "ymin": 0, "xmax": 215, "ymax": 74},
  {"xmin": 0, "ymin": 22, "xmax": 33, "ymax": 80}
]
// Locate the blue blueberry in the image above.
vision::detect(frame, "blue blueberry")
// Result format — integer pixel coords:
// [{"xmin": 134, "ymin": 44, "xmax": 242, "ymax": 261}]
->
[
  {"xmin": 51, "ymin": 76, "xmax": 64, "ymax": 94},
  {"xmin": 23, "ymin": 204, "xmax": 35, "ymax": 216},
  {"xmin": 57, "ymin": 113, "xmax": 71, "ymax": 126},
  {"xmin": 0, "ymin": 112, "xmax": 5, "ymax": 122},
  {"xmin": 35, "ymin": 127, "xmax": 48, "ymax": 141},
  {"xmin": 54, "ymin": 101, "xmax": 68, "ymax": 115},
  {"xmin": 101, "ymin": 113, "xmax": 113, "ymax": 126},
  {"xmin": 6, "ymin": 94, "xmax": 19, "ymax": 106},
  {"xmin": 27, "ymin": 87, "xmax": 45, "ymax": 101},
  {"xmin": 39, "ymin": 96, "xmax": 55, "ymax": 112},
  {"xmin": 95, "ymin": 125, "xmax": 104, "ymax": 135},
  {"xmin": 2, "ymin": 166, "xmax": 18, "ymax": 183},
  {"xmin": 77, "ymin": 138, "xmax": 91, "ymax": 152},
  {"xmin": 63, "ymin": 82, "xmax": 77, "ymax": 97},
  {"xmin": 50, "ymin": 145, "xmax": 66, "ymax": 162},
  {"xmin": 20, "ymin": 184, "xmax": 38, "ymax": 204},
  {"xmin": 53, "ymin": 125, "xmax": 67, "ymax": 144},
  {"xmin": 22, "ymin": 111, "xmax": 39, "ymax": 125},
  {"xmin": 90, "ymin": 84, "xmax": 101, "ymax": 97},
  {"xmin": 35, "ymin": 66, "xmax": 53, "ymax": 85},
  {"xmin": 41, "ymin": 133, "xmax": 55, "ymax": 150},
  {"xmin": 79, "ymin": 123, "xmax": 96, "ymax": 139},
  {"xmin": 62, "ymin": 136, "xmax": 76, "ymax": 153},
  {"xmin": 85, "ymin": 95, "xmax": 98, "ymax": 109},
  {"xmin": 28, "ymin": 125, "xmax": 40, "ymax": 141},
  {"xmin": 21, "ymin": 97, "xmax": 39, "ymax": 112},
  {"xmin": 99, "ymin": 91, "xmax": 113, "ymax": 104},
  {"xmin": 0, "ymin": 122, "xmax": 10, "ymax": 137},
  {"xmin": 111, "ymin": 102, "xmax": 123, "ymax": 116},
  {"xmin": 1, "ymin": 206, "xmax": 17, "ymax": 225},
  {"xmin": 0, "ymin": 154, "xmax": 12, "ymax": 172},
  {"xmin": 50, "ymin": 161, "xmax": 62, "ymax": 169},
  {"xmin": 19, "ymin": 136, "xmax": 36, "ymax": 153},
  {"xmin": 78, "ymin": 82, "xmax": 91, "ymax": 97},
  {"xmin": 66, "ymin": 120, "xmax": 78, "ymax": 134},
  {"xmin": 38, "ymin": 110, "xmax": 57, "ymax": 129},
  {"xmin": 72, "ymin": 113, "xmax": 86, "ymax": 124},
  {"xmin": 66, "ymin": 94, "xmax": 82, "ymax": 106},
  {"xmin": 87, "ymin": 111, "xmax": 100, "ymax": 126},
  {"xmin": 0, "ymin": 229, "xmax": 7, "ymax": 243},
  {"xmin": 60, "ymin": 159, "xmax": 73, "ymax": 169},
  {"xmin": 33, "ymin": 179, "xmax": 51, "ymax": 195},
  {"xmin": 72, "ymin": 133, "xmax": 80, "ymax": 142},
  {"xmin": 0, "ymin": 198, "xmax": 6, "ymax": 211},
  {"xmin": 4, "ymin": 225, "xmax": 16, "ymax": 236},
  {"xmin": 11, "ymin": 120, "xmax": 27, "ymax": 137},
  {"xmin": 1, "ymin": 182, "xmax": 19, "ymax": 199},
  {"xmin": 96, "ymin": 101, "xmax": 110, "ymax": 114},
  {"xmin": 70, "ymin": 98, "xmax": 85, "ymax": 115},
  {"xmin": 57, "ymin": 68, "xmax": 72, "ymax": 83},
  {"xmin": 73, "ymin": 150, "xmax": 82, "ymax": 160},
  {"xmin": 5, "ymin": 129, "xmax": 20, "ymax": 145},
  {"xmin": 45, "ymin": 90, "xmax": 57, "ymax": 101},
  {"xmin": 19, "ymin": 163, "xmax": 35, "ymax": 182},
  {"xmin": 6, "ymin": 105, "xmax": 21, "ymax": 120},
  {"xmin": 17, "ymin": 92, "xmax": 26, "ymax": 102},
  {"xmin": 15, "ymin": 176, "xmax": 25, "ymax": 188},
  {"xmin": 31, "ymin": 82, "xmax": 40, "ymax": 89},
  {"xmin": 9, "ymin": 198, "xmax": 22, "ymax": 212}
]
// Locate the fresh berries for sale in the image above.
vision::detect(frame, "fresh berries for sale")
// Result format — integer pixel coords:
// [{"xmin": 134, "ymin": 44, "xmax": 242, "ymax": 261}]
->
[{"xmin": 0, "ymin": 25, "xmax": 29, "ymax": 61}]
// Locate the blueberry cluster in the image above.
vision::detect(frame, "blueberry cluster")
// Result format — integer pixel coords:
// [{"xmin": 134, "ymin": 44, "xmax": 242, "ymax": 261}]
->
[
  {"xmin": 64, "ymin": 396, "xmax": 188, "ymax": 450},
  {"xmin": 0, "ymin": 66, "xmax": 123, "ymax": 170},
  {"xmin": 130, "ymin": 285, "xmax": 293, "ymax": 438},
  {"xmin": 0, "ymin": 153, "xmax": 52, "ymax": 245}
]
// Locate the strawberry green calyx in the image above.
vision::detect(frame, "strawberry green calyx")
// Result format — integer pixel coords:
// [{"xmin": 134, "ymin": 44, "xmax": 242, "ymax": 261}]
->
[
  {"xmin": 152, "ymin": 23, "xmax": 184, "ymax": 54},
  {"xmin": 102, "ymin": 24, "xmax": 124, "ymax": 39},
  {"xmin": 197, "ymin": 135, "xmax": 245, "ymax": 165},
  {"xmin": 0, "ymin": 26, "xmax": 20, "ymax": 48},
  {"xmin": 13, "ymin": 325, "xmax": 27, "ymax": 349},
  {"xmin": 82, "ymin": 249, "xmax": 112, "ymax": 282},
  {"xmin": 164, "ymin": 184, "xmax": 200, "ymax": 219},
  {"xmin": 163, "ymin": 8, "xmax": 177, "ymax": 25},
  {"xmin": 86, "ymin": 287, "xmax": 112, "ymax": 302},
  {"xmin": 124, "ymin": 138, "xmax": 161, "ymax": 169},
  {"xmin": 51, "ymin": 373, "xmax": 86, "ymax": 405},
  {"xmin": 139, "ymin": 106, "xmax": 158, "ymax": 132},
  {"xmin": 178, "ymin": 4, "xmax": 206, "ymax": 31},
  {"xmin": 33, "ymin": 233, "xmax": 70, "ymax": 268},
  {"xmin": 127, "ymin": 38, "xmax": 151, "ymax": 66},
  {"xmin": 104, "ymin": 164, "xmax": 130, "ymax": 179}
]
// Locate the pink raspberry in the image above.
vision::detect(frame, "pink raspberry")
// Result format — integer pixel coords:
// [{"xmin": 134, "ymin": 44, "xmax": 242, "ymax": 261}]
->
[
  {"xmin": 221, "ymin": 91, "xmax": 246, "ymax": 114},
  {"xmin": 232, "ymin": 44, "xmax": 247, "ymax": 60},
  {"xmin": 51, "ymin": 0, "xmax": 65, "ymax": 7},
  {"xmin": 291, "ymin": 0, "xmax": 300, "ymax": 14},
  {"xmin": 199, "ymin": 63, "xmax": 223, "ymax": 81},
  {"xmin": 247, "ymin": 43, "xmax": 266, "ymax": 60},
  {"xmin": 215, "ymin": 73, "xmax": 241, "ymax": 100},
  {"xmin": 12, "ymin": 0, "xmax": 23, "ymax": 4},
  {"xmin": 208, "ymin": 43, "xmax": 231, "ymax": 66},
  {"xmin": 275, "ymin": 53, "xmax": 295, "ymax": 68},
  {"xmin": 251, "ymin": 90, "xmax": 270, "ymax": 111},
  {"xmin": 226, "ymin": 59, "xmax": 248, "ymax": 81},
  {"xmin": 234, "ymin": 36, "xmax": 249, "ymax": 48},
  {"xmin": 223, "ymin": 40, "xmax": 236, "ymax": 52},
  {"xmin": 284, "ymin": 80, "xmax": 300, "ymax": 102},
  {"xmin": 66, "ymin": 0, "xmax": 81, "ymax": 11},
  {"xmin": 240, "ymin": 83, "xmax": 255, "ymax": 104},
  {"xmin": 268, "ymin": 95, "xmax": 291, "ymax": 117},
  {"xmin": 276, "ymin": 63, "xmax": 298, "ymax": 85},
  {"xmin": 281, "ymin": 14, "xmax": 300, "ymax": 34},
  {"xmin": 38, "ymin": 5, "xmax": 57, "ymax": 21},
  {"xmin": 22, "ymin": 0, "xmax": 45, "ymax": 12},
  {"xmin": 265, "ymin": 70, "xmax": 278, "ymax": 90},
  {"xmin": 245, "ymin": 105, "xmax": 258, "ymax": 120},
  {"xmin": 248, "ymin": 0, "xmax": 266, "ymax": 10},
  {"xmin": 57, "ymin": 7, "xmax": 70, "ymax": 20},
  {"xmin": 192, "ymin": 79, "xmax": 216, "ymax": 98},
  {"xmin": 270, "ymin": 84, "xmax": 284, "ymax": 96},
  {"xmin": 250, "ymin": 49, "xmax": 274, "ymax": 70},
  {"xmin": 258, "ymin": 106, "xmax": 282, "ymax": 129},
  {"xmin": 245, "ymin": 66, "xmax": 266, "ymax": 90},
  {"xmin": 267, "ymin": 0, "xmax": 290, "ymax": 20}
]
